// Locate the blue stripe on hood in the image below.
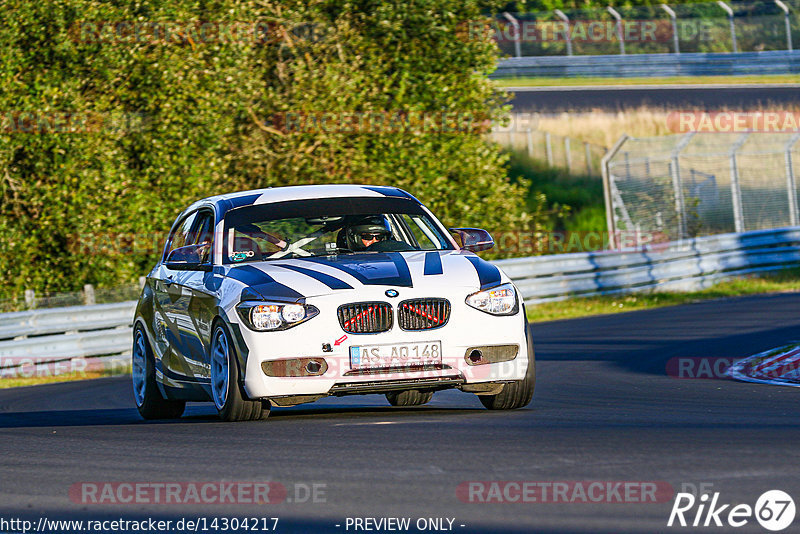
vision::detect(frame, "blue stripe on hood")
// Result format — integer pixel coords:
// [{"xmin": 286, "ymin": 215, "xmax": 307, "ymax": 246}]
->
[
  {"xmin": 304, "ymin": 253, "xmax": 413, "ymax": 288},
  {"xmin": 225, "ymin": 265, "xmax": 304, "ymax": 301},
  {"xmin": 423, "ymin": 251, "xmax": 444, "ymax": 275},
  {"xmin": 465, "ymin": 255, "xmax": 502, "ymax": 290},
  {"xmin": 274, "ymin": 264, "xmax": 354, "ymax": 290}
]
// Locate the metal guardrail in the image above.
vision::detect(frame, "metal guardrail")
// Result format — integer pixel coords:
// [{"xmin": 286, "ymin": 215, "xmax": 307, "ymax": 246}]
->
[
  {"xmin": 0, "ymin": 301, "xmax": 136, "ymax": 368},
  {"xmin": 496, "ymin": 227, "xmax": 800, "ymax": 302},
  {"xmin": 1, "ymin": 226, "xmax": 799, "ymax": 365},
  {"xmin": 492, "ymin": 50, "xmax": 800, "ymax": 78}
]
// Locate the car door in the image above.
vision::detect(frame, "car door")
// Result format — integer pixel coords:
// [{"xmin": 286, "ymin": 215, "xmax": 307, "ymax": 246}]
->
[
  {"xmin": 154, "ymin": 210, "xmax": 201, "ymax": 390},
  {"xmin": 178, "ymin": 210, "xmax": 221, "ymax": 386}
]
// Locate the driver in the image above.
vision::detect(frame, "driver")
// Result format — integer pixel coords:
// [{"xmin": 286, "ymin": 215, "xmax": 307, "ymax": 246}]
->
[{"xmin": 346, "ymin": 215, "xmax": 392, "ymax": 251}]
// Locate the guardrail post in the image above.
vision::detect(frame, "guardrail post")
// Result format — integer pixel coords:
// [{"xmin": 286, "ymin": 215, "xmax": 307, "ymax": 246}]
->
[
  {"xmin": 564, "ymin": 137, "xmax": 572, "ymax": 173},
  {"xmin": 584, "ymin": 142, "xmax": 593, "ymax": 175},
  {"xmin": 730, "ymin": 133, "xmax": 749, "ymax": 233},
  {"xmin": 661, "ymin": 4, "xmax": 680, "ymax": 54},
  {"xmin": 607, "ymin": 6, "xmax": 625, "ymax": 55},
  {"xmin": 24, "ymin": 289, "xmax": 36, "ymax": 309},
  {"xmin": 775, "ymin": 0, "xmax": 793, "ymax": 51},
  {"xmin": 717, "ymin": 1, "xmax": 738, "ymax": 53},
  {"xmin": 554, "ymin": 9, "xmax": 573, "ymax": 56},
  {"xmin": 545, "ymin": 132, "xmax": 553, "ymax": 166},
  {"xmin": 602, "ymin": 134, "xmax": 630, "ymax": 249},
  {"xmin": 784, "ymin": 133, "xmax": 800, "ymax": 226},
  {"xmin": 502, "ymin": 12, "xmax": 522, "ymax": 58},
  {"xmin": 83, "ymin": 284, "xmax": 95, "ymax": 306}
]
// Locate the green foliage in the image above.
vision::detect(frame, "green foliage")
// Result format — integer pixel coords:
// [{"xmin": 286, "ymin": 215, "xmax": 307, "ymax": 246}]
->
[
  {"xmin": 506, "ymin": 149, "xmax": 605, "ymax": 234},
  {"xmin": 0, "ymin": 0, "xmax": 534, "ymax": 299}
]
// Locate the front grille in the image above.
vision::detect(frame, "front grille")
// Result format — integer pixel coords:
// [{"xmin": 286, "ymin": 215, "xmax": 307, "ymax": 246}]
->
[
  {"xmin": 398, "ymin": 298, "xmax": 451, "ymax": 330},
  {"xmin": 338, "ymin": 302, "xmax": 393, "ymax": 333}
]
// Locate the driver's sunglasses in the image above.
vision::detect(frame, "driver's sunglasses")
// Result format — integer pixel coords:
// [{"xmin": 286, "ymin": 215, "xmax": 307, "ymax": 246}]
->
[{"xmin": 360, "ymin": 232, "xmax": 385, "ymax": 241}]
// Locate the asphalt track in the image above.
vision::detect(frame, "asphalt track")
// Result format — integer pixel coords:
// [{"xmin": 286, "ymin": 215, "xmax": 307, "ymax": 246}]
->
[
  {"xmin": 507, "ymin": 84, "xmax": 800, "ymax": 112},
  {"xmin": 1, "ymin": 293, "xmax": 800, "ymax": 533}
]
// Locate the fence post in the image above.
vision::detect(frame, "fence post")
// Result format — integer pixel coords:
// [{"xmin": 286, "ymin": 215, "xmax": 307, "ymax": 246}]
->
[
  {"xmin": 670, "ymin": 133, "xmax": 695, "ymax": 240},
  {"xmin": 730, "ymin": 133, "xmax": 749, "ymax": 233},
  {"xmin": 661, "ymin": 4, "xmax": 680, "ymax": 54},
  {"xmin": 502, "ymin": 12, "xmax": 522, "ymax": 58},
  {"xmin": 564, "ymin": 137, "xmax": 572, "ymax": 173},
  {"xmin": 775, "ymin": 0, "xmax": 792, "ymax": 51},
  {"xmin": 602, "ymin": 134, "xmax": 630, "ymax": 249},
  {"xmin": 24, "ymin": 289, "xmax": 36, "ymax": 309},
  {"xmin": 607, "ymin": 6, "xmax": 625, "ymax": 55},
  {"xmin": 784, "ymin": 133, "xmax": 800, "ymax": 226},
  {"xmin": 717, "ymin": 1, "xmax": 738, "ymax": 53},
  {"xmin": 584, "ymin": 142, "xmax": 593, "ymax": 175},
  {"xmin": 545, "ymin": 132, "xmax": 553, "ymax": 166},
  {"xmin": 83, "ymin": 284, "xmax": 96, "ymax": 306},
  {"xmin": 526, "ymin": 128, "xmax": 534, "ymax": 158},
  {"xmin": 554, "ymin": 9, "xmax": 573, "ymax": 56}
]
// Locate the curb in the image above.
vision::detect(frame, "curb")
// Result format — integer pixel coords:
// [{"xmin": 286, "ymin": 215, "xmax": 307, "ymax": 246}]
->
[{"xmin": 728, "ymin": 343, "xmax": 800, "ymax": 387}]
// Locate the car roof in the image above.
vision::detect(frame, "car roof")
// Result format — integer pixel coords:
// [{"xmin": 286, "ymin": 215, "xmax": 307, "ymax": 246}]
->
[{"xmin": 200, "ymin": 184, "xmax": 417, "ymax": 211}]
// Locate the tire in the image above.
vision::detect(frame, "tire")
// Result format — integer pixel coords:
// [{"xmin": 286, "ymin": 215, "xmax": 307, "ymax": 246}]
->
[
  {"xmin": 132, "ymin": 325, "xmax": 186, "ymax": 420},
  {"xmin": 211, "ymin": 323, "xmax": 269, "ymax": 422},
  {"xmin": 386, "ymin": 389, "xmax": 434, "ymax": 407},
  {"xmin": 479, "ymin": 319, "xmax": 536, "ymax": 411}
]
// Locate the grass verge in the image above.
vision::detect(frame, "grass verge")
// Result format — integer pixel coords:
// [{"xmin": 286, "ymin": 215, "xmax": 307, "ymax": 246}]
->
[
  {"xmin": 495, "ymin": 74, "xmax": 800, "ymax": 88},
  {"xmin": 527, "ymin": 267, "xmax": 800, "ymax": 322},
  {"xmin": 0, "ymin": 366, "xmax": 130, "ymax": 389}
]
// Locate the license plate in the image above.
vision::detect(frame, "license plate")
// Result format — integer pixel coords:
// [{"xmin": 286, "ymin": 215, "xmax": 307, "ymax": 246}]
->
[{"xmin": 349, "ymin": 341, "xmax": 442, "ymax": 370}]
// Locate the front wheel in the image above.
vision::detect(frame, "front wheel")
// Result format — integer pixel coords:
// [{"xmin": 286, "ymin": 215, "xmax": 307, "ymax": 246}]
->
[
  {"xmin": 132, "ymin": 325, "xmax": 185, "ymax": 420},
  {"xmin": 211, "ymin": 323, "xmax": 269, "ymax": 422},
  {"xmin": 479, "ymin": 320, "xmax": 536, "ymax": 411}
]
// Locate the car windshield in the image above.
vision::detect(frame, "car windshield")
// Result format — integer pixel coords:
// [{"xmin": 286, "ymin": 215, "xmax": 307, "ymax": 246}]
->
[{"xmin": 222, "ymin": 197, "xmax": 454, "ymax": 263}]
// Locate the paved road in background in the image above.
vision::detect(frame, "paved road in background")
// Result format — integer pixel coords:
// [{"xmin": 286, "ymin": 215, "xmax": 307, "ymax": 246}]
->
[
  {"xmin": 1, "ymin": 293, "xmax": 799, "ymax": 532},
  {"xmin": 507, "ymin": 84, "xmax": 800, "ymax": 112}
]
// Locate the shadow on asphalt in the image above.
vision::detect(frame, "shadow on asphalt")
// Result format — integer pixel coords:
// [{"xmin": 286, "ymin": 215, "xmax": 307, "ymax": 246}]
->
[
  {"xmin": 0, "ymin": 404, "xmax": 494, "ymax": 428},
  {"xmin": 531, "ymin": 293, "xmax": 800, "ymax": 379}
]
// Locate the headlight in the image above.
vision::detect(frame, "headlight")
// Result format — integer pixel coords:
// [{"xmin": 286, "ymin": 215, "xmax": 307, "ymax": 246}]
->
[
  {"xmin": 236, "ymin": 302, "xmax": 319, "ymax": 331},
  {"xmin": 466, "ymin": 282, "xmax": 518, "ymax": 316}
]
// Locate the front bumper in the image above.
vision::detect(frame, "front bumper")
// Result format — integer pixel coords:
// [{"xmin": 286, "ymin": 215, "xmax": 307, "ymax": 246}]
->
[{"xmin": 233, "ymin": 287, "xmax": 530, "ymax": 400}]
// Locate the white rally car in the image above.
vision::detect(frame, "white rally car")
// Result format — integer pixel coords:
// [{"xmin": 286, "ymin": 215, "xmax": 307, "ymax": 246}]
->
[{"xmin": 132, "ymin": 185, "xmax": 535, "ymax": 421}]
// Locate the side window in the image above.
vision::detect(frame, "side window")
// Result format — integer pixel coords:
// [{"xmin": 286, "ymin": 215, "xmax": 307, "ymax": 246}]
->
[
  {"xmin": 191, "ymin": 212, "xmax": 215, "ymax": 263},
  {"xmin": 399, "ymin": 214, "xmax": 442, "ymax": 250},
  {"xmin": 164, "ymin": 212, "xmax": 198, "ymax": 260}
]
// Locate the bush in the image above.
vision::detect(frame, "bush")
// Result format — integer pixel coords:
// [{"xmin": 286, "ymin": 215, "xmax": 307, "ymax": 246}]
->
[{"xmin": 0, "ymin": 0, "xmax": 534, "ymax": 299}]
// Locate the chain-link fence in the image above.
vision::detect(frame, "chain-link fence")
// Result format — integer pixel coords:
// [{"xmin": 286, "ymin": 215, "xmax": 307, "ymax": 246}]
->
[
  {"xmin": 605, "ymin": 133, "xmax": 800, "ymax": 243},
  {"xmin": 489, "ymin": 126, "xmax": 607, "ymax": 177},
  {"xmin": 494, "ymin": 0, "xmax": 800, "ymax": 56}
]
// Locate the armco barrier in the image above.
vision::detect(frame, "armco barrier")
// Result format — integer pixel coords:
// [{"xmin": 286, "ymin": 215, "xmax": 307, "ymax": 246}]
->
[
  {"xmin": 491, "ymin": 50, "xmax": 800, "ymax": 78},
  {"xmin": 0, "ymin": 301, "xmax": 136, "ymax": 369},
  {"xmin": 1, "ymin": 227, "xmax": 799, "ymax": 366},
  {"xmin": 496, "ymin": 227, "xmax": 800, "ymax": 302}
]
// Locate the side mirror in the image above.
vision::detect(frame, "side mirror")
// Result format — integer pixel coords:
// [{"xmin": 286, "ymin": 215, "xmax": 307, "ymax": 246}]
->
[
  {"xmin": 450, "ymin": 228, "xmax": 494, "ymax": 252},
  {"xmin": 165, "ymin": 244, "xmax": 212, "ymax": 271}
]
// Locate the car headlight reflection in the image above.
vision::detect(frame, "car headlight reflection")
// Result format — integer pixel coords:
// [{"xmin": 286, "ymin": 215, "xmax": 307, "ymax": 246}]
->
[
  {"xmin": 236, "ymin": 302, "xmax": 319, "ymax": 331},
  {"xmin": 466, "ymin": 282, "xmax": 519, "ymax": 316}
]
